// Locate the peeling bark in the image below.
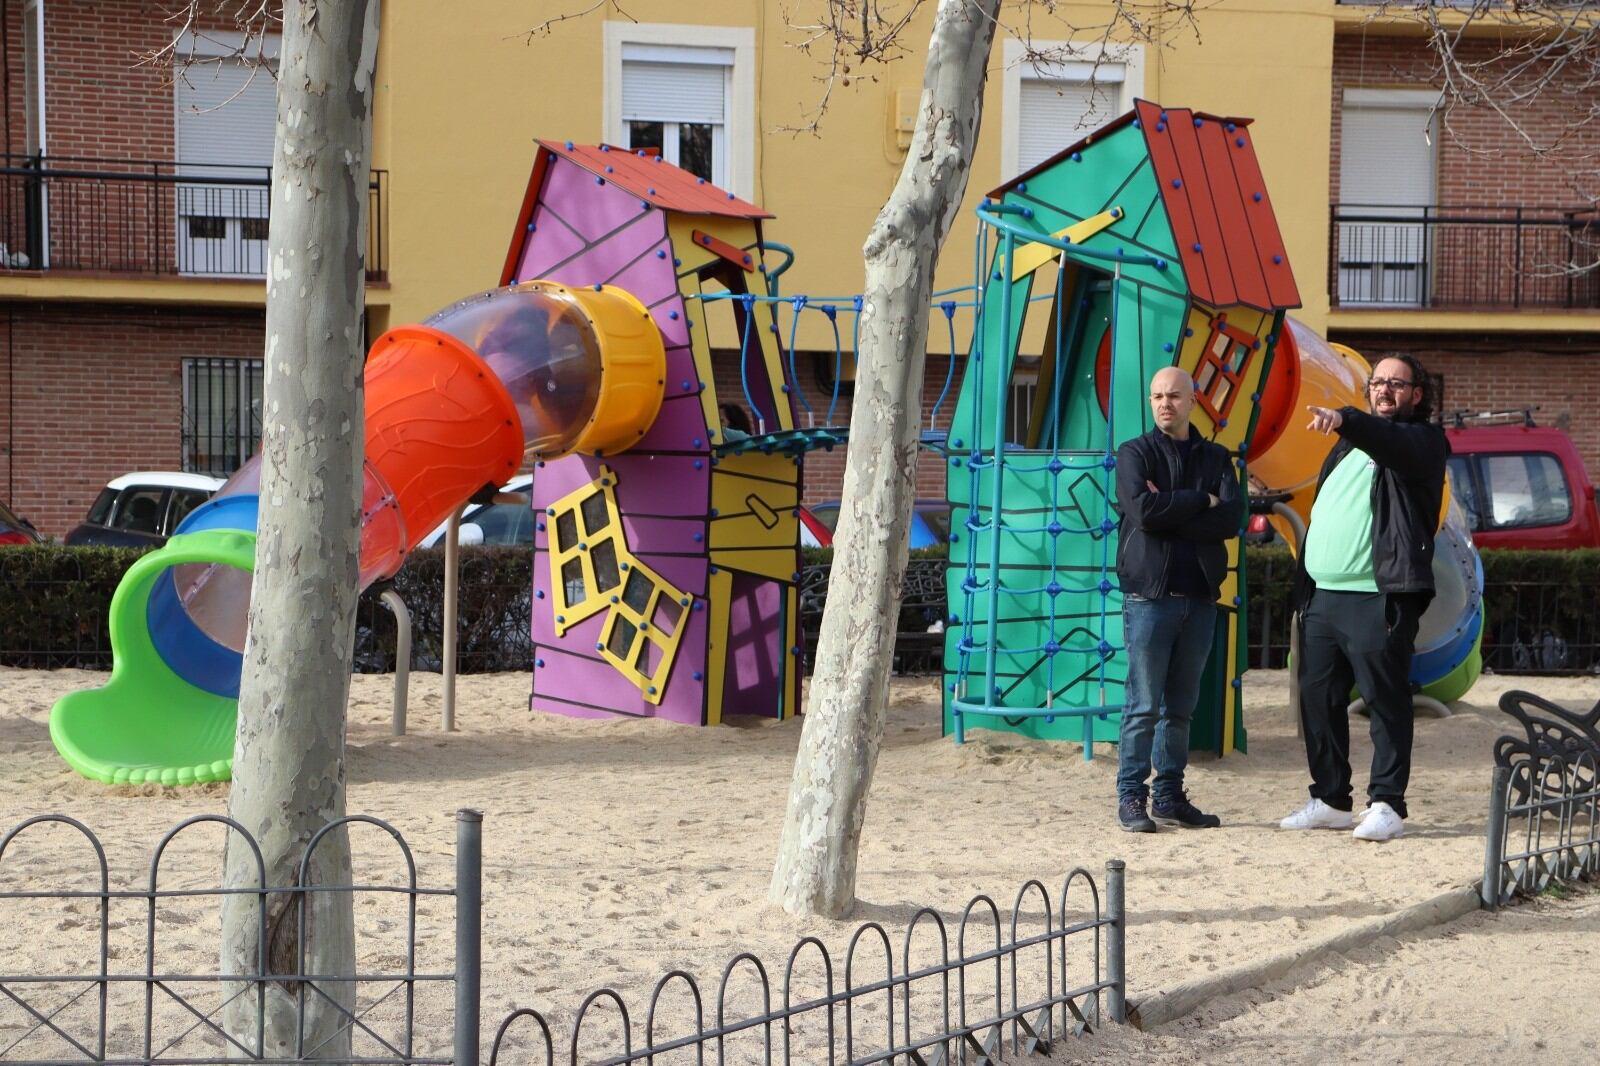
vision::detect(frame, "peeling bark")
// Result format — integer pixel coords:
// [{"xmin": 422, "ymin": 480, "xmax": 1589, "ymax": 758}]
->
[
  {"xmin": 769, "ymin": 0, "xmax": 1001, "ymax": 918},
  {"xmin": 220, "ymin": 1, "xmax": 379, "ymax": 1057}
]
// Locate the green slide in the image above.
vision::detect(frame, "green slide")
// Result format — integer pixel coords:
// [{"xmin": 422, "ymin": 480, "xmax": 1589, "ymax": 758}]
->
[{"xmin": 49, "ymin": 530, "xmax": 255, "ymax": 786}]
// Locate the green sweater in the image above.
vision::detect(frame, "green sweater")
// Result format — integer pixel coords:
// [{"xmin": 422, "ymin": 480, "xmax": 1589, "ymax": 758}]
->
[{"xmin": 1304, "ymin": 449, "xmax": 1379, "ymax": 592}]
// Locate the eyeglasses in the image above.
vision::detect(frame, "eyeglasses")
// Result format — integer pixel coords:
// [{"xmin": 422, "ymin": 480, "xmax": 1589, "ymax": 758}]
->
[{"xmin": 1367, "ymin": 376, "xmax": 1416, "ymax": 392}]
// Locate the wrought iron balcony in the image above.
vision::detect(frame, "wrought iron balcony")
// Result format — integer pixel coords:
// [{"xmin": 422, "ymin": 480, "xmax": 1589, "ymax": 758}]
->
[
  {"xmin": 1330, "ymin": 203, "xmax": 1600, "ymax": 311},
  {"xmin": 0, "ymin": 154, "xmax": 388, "ymax": 281}
]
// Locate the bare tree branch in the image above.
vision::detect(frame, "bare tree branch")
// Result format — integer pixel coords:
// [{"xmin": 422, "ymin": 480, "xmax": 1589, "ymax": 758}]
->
[
  {"xmin": 1353, "ymin": 2, "xmax": 1600, "ymax": 274},
  {"xmin": 514, "ymin": 0, "xmax": 637, "ymax": 44},
  {"xmin": 140, "ymin": 0, "xmax": 280, "ymax": 111}
]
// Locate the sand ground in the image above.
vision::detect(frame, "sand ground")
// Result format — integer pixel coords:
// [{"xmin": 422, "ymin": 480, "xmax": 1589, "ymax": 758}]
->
[
  {"xmin": 1, "ymin": 667, "xmax": 1595, "ymax": 1062},
  {"xmin": 1047, "ymin": 884, "xmax": 1600, "ymax": 1065}
]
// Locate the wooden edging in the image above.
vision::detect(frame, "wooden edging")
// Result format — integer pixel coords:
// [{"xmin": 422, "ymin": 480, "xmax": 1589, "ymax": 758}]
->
[{"xmin": 1126, "ymin": 881, "xmax": 1483, "ymax": 1031}]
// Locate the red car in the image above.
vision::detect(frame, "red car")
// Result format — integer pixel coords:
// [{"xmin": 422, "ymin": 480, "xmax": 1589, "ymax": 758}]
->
[
  {"xmin": 0, "ymin": 498, "xmax": 42, "ymax": 545},
  {"xmin": 1445, "ymin": 412, "xmax": 1600, "ymax": 550}
]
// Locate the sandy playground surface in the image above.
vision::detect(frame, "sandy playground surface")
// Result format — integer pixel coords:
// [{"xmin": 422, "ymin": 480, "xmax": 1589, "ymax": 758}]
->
[{"xmin": 1, "ymin": 666, "xmax": 1596, "ymax": 1063}]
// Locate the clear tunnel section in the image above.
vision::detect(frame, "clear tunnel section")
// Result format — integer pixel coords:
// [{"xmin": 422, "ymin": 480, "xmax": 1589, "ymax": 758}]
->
[{"xmin": 425, "ymin": 282, "xmax": 606, "ymax": 461}]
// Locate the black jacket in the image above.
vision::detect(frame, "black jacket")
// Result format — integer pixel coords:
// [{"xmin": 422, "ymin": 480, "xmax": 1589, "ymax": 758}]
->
[
  {"xmin": 1292, "ymin": 407, "xmax": 1449, "ymax": 611},
  {"xmin": 1114, "ymin": 427, "xmax": 1243, "ymax": 600}
]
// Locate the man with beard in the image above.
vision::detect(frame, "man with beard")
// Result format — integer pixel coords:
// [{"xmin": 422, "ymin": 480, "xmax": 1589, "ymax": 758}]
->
[{"xmin": 1279, "ymin": 355, "xmax": 1448, "ymax": 842}]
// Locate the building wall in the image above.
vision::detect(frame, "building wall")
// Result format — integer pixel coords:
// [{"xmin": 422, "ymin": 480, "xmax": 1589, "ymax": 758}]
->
[
  {"xmin": 1331, "ymin": 32, "xmax": 1600, "ymax": 209},
  {"xmin": 0, "ymin": 302, "xmax": 263, "ymax": 536}
]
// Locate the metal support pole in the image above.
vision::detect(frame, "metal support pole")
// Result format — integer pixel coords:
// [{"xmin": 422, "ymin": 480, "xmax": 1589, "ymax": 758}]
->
[
  {"xmin": 455, "ymin": 809, "xmax": 483, "ymax": 1066},
  {"xmin": 1482, "ymin": 765, "xmax": 1511, "ymax": 910},
  {"xmin": 1105, "ymin": 859, "xmax": 1126, "ymax": 1025},
  {"xmin": 380, "ymin": 589, "xmax": 411, "ymax": 736},
  {"xmin": 442, "ymin": 504, "xmax": 464, "ymax": 732}
]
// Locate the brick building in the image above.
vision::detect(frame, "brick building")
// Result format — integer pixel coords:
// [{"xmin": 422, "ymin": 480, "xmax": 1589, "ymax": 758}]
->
[
  {"xmin": 2, "ymin": 3, "xmax": 1597, "ymax": 537},
  {"xmin": 1326, "ymin": 29, "xmax": 1600, "ymax": 474}
]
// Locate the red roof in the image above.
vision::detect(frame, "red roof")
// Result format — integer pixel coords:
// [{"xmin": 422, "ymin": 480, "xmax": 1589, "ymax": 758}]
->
[
  {"xmin": 537, "ymin": 140, "xmax": 772, "ymax": 219},
  {"xmin": 1133, "ymin": 100, "xmax": 1300, "ymax": 312},
  {"xmin": 987, "ymin": 101, "xmax": 1300, "ymax": 313}
]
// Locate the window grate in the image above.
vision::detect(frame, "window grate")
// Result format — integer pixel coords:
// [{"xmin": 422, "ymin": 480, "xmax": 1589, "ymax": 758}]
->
[{"xmin": 182, "ymin": 357, "xmax": 262, "ymax": 477}]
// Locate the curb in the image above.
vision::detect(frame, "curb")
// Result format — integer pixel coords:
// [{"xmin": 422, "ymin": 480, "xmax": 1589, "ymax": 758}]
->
[{"xmin": 1127, "ymin": 881, "xmax": 1484, "ymax": 1031}]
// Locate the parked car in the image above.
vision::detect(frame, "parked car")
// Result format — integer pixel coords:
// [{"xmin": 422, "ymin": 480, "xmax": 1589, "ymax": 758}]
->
[
  {"xmin": 1445, "ymin": 412, "xmax": 1600, "ymax": 550},
  {"xmin": 0, "ymin": 498, "xmax": 41, "ymax": 545},
  {"xmin": 419, "ymin": 475, "xmax": 535, "ymax": 548},
  {"xmin": 798, "ymin": 505, "xmax": 832, "ymax": 549},
  {"xmin": 64, "ymin": 472, "xmax": 224, "ymax": 548},
  {"xmin": 807, "ymin": 498, "xmax": 952, "ymax": 550}
]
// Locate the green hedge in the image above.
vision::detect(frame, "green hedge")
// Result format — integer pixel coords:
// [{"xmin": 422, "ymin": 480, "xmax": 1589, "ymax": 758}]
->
[
  {"xmin": 0, "ymin": 546, "xmax": 148, "ymax": 668},
  {"xmin": 354, "ymin": 547, "xmax": 533, "ymax": 673},
  {"xmin": 5, "ymin": 542, "xmax": 1597, "ymax": 675}
]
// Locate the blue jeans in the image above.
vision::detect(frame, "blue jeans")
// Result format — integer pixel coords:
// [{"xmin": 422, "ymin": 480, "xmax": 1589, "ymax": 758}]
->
[{"xmin": 1116, "ymin": 594, "xmax": 1217, "ymax": 804}]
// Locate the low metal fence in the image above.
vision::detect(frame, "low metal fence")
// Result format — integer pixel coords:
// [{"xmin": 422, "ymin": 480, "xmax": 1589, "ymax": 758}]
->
[
  {"xmin": 0, "ymin": 811, "xmax": 479, "ymax": 1066},
  {"xmin": 1, "ymin": 812, "xmax": 1127, "ymax": 1066},
  {"xmin": 1480, "ymin": 576, "xmax": 1600, "ymax": 676},
  {"xmin": 1481, "ymin": 689, "xmax": 1600, "ymax": 908},
  {"xmin": 487, "ymin": 863, "xmax": 1124, "ymax": 1066}
]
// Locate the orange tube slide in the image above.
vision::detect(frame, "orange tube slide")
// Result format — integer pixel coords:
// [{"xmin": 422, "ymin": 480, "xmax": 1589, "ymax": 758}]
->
[{"xmin": 1248, "ymin": 317, "xmax": 1372, "ymax": 537}]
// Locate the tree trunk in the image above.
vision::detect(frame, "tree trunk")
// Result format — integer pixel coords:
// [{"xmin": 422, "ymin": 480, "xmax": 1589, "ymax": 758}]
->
[
  {"xmin": 769, "ymin": 0, "xmax": 1001, "ymax": 918},
  {"xmin": 221, "ymin": 0, "xmax": 380, "ymax": 1058}
]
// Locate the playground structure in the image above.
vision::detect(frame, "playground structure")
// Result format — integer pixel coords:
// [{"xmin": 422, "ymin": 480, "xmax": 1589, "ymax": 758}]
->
[
  {"xmin": 941, "ymin": 100, "xmax": 1483, "ymax": 755},
  {"xmin": 47, "ymin": 103, "xmax": 1485, "ymax": 785},
  {"xmin": 49, "ymin": 141, "xmax": 825, "ymax": 783}
]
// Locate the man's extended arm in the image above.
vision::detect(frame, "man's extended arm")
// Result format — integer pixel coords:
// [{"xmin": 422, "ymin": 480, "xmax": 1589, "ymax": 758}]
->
[
  {"xmin": 1335, "ymin": 407, "xmax": 1448, "ymax": 481},
  {"xmin": 1115, "ymin": 440, "xmax": 1211, "ymax": 531}
]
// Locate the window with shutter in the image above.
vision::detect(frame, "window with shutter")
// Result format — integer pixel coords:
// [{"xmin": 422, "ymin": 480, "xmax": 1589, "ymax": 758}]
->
[
  {"xmin": 604, "ymin": 24, "xmax": 755, "ymax": 197},
  {"xmin": 1001, "ymin": 40, "xmax": 1143, "ymax": 181},
  {"xmin": 1337, "ymin": 89, "xmax": 1439, "ymax": 306},
  {"xmin": 1018, "ymin": 74, "xmax": 1119, "ymax": 173},
  {"xmin": 175, "ymin": 46, "xmax": 279, "ymax": 276},
  {"xmin": 621, "ymin": 45, "xmax": 731, "ymax": 186}
]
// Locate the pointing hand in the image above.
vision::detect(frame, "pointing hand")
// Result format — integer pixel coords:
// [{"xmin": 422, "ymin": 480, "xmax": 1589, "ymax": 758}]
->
[{"xmin": 1306, "ymin": 406, "xmax": 1343, "ymax": 434}]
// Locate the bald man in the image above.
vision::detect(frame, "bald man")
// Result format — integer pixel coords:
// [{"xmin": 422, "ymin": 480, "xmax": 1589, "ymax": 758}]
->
[{"xmin": 1112, "ymin": 367, "xmax": 1243, "ymax": 833}]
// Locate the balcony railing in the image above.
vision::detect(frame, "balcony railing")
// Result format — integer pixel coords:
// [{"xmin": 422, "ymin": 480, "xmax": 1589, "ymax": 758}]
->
[
  {"xmin": 1330, "ymin": 203, "xmax": 1600, "ymax": 311},
  {"xmin": 0, "ymin": 154, "xmax": 388, "ymax": 281}
]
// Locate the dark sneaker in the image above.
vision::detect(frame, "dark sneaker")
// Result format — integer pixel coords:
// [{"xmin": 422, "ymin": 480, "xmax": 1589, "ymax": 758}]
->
[
  {"xmin": 1152, "ymin": 794, "xmax": 1222, "ymax": 829},
  {"xmin": 1118, "ymin": 795, "xmax": 1157, "ymax": 833}
]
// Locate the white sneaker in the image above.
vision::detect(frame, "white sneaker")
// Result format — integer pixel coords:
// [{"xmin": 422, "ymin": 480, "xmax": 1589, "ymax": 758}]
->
[
  {"xmin": 1279, "ymin": 798, "xmax": 1354, "ymax": 830},
  {"xmin": 1352, "ymin": 801, "xmax": 1404, "ymax": 842}
]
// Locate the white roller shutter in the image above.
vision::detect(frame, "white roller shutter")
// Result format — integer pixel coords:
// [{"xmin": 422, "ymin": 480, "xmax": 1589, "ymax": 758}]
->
[
  {"xmin": 1337, "ymin": 94, "xmax": 1438, "ymax": 304},
  {"xmin": 1339, "ymin": 102, "xmax": 1436, "ymax": 210},
  {"xmin": 621, "ymin": 45, "xmax": 731, "ymax": 124},
  {"xmin": 1018, "ymin": 68, "xmax": 1122, "ymax": 172},
  {"xmin": 176, "ymin": 59, "xmax": 276, "ymax": 219}
]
